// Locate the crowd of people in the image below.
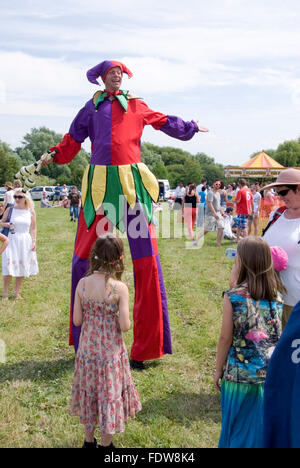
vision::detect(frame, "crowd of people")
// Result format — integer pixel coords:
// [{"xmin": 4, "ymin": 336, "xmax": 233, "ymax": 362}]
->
[
  {"xmin": 172, "ymin": 177, "xmax": 284, "ymax": 247},
  {"xmin": 0, "ymin": 54, "xmax": 298, "ymax": 449},
  {"xmin": 40, "ymin": 184, "xmax": 81, "ymax": 222},
  {"xmin": 1, "ymin": 167, "xmax": 300, "ymax": 448}
]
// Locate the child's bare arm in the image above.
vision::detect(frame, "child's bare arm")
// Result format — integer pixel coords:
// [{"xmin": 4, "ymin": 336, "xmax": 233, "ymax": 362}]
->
[
  {"xmin": 0, "ymin": 233, "xmax": 9, "ymax": 255},
  {"xmin": 73, "ymin": 280, "xmax": 83, "ymax": 327},
  {"xmin": 118, "ymin": 283, "xmax": 130, "ymax": 332},
  {"xmin": 214, "ymin": 293, "xmax": 234, "ymax": 391}
]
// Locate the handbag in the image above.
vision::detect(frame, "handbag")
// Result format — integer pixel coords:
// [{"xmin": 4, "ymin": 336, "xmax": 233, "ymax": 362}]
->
[{"xmin": 1, "ymin": 206, "xmax": 14, "ymax": 237}]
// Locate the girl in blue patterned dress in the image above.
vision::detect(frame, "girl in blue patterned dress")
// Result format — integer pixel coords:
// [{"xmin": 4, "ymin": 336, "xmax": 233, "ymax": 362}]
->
[{"xmin": 214, "ymin": 236, "xmax": 284, "ymax": 448}]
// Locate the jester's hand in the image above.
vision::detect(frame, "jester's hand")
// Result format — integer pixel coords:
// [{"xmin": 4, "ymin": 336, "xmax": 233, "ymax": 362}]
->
[
  {"xmin": 195, "ymin": 121, "xmax": 209, "ymax": 132},
  {"xmin": 40, "ymin": 152, "xmax": 55, "ymax": 168}
]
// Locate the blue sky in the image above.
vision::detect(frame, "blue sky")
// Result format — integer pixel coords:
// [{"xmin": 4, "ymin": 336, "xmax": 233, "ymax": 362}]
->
[{"xmin": 1, "ymin": 0, "xmax": 300, "ymax": 166}]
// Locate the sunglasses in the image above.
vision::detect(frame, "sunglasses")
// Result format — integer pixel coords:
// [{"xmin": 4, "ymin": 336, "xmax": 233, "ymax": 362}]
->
[
  {"xmin": 277, "ymin": 188, "xmax": 295, "ymax": 197},
  {"xmin": 14, "ymin": 195, "xmax": 25, "ymax": 200}
]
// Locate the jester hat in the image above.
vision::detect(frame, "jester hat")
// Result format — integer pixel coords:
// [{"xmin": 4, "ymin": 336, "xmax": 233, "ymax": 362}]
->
[{"xmin": 87, "ymin": 60, "xmax": 133, "ymax": 85}]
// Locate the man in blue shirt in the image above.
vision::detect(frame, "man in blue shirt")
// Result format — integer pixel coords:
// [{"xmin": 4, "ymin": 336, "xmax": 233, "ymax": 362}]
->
[{"xmin": 53, "ymin": 183, "xmax": 61, "ymax": 205}]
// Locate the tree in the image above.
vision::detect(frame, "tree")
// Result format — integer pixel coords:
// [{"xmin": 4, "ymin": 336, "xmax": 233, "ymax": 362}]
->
[
  {"xmin": 194, "ymin": 152, "xmax": 225, "ymax": 184},
  {"xmin": 194, "ymin": 152, "xmax": 217, "ymax": 166},
  {"xmin": 167, "ymin": 164, "xmax": 187, "ymax": 187},
  {"xmin": 274, "ymin": 140, "xmax": 300, "ymax": 167},
  {"xmin": 183, "ymin": 158, "xmax": 204, "ymax": 185},
  {"xmin": 20, "ymin": 127, "xmax": 62, "ymax": 161},
  {"xmin": 16, "ymin": 127, "xmax": 90, "ymax": 185},
  {"xmin": 151, "ymin": 161, "xmax": 169, "ymax": 179},
  {"xmin": 141, "ymin": 144, "xmax": 164, "ymax": 172},
  {"xmin": 0, "ymin": 142, "xmax": 21, "ymax": 186},
  {"xmin": 15, "ymin": 147, "xmax": 35, "ymax": 165}
]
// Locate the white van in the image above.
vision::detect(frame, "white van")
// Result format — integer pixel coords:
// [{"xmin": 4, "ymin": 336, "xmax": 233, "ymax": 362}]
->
[{"xmin": 158, "ymin": 179, "xmax": 170, "ymax": 201}]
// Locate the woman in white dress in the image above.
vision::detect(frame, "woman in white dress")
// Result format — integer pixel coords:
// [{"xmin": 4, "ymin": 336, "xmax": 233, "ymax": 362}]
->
[{"xmin": 1, "ymin": 189, "xmax": 38, "ymax": 300}]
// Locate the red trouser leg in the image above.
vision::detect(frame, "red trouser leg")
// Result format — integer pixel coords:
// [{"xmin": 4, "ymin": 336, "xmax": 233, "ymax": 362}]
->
[
  {"xmin": 69, "ymin": 204, "xmax": 172, "ymax": 360},
  {"xmin": 126, "ymin": 203, "xmax": 172, "ymax": 361}
]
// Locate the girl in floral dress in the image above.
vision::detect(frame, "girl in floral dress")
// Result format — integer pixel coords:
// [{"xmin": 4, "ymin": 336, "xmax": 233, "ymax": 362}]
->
[
  {"xmin": 214, "ymin": 237, "xmax": 284, "ymax": 448},
  {"xmin": 70, "ymin": 234, "xmax": 141, "ymax": 448}
]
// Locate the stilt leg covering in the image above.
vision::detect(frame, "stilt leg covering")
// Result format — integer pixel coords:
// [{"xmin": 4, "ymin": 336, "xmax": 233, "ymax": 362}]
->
[{"xmin": 69, "ymin": 202, "xmax": 172, "ymax": 360}]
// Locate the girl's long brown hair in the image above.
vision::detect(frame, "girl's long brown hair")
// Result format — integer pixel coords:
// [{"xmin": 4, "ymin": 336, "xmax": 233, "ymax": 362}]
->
[
  {"xmin": 87, "ymin": 234, "xmax": 125, "ymax": 282},
  {"xmin": 236, "ymin": 236, "xmax": 284, "ymax": 301}
]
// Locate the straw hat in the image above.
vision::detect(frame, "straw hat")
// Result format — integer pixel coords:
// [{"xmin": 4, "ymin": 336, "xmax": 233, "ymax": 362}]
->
[{"xmin": 263, "ymin": 168, "xmax": 300, "ymax": 190}]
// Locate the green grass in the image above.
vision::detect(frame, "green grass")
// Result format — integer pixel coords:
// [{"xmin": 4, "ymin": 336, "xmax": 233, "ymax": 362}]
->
[{"xmin": 0, "ymin": 203, "xmax": 267, "ymax": 448}]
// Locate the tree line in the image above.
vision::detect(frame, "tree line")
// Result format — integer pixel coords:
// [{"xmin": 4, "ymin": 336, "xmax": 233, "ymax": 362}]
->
[{"xmin": 1, "ymin": 127, "xmax": 300, "ymax": 188}]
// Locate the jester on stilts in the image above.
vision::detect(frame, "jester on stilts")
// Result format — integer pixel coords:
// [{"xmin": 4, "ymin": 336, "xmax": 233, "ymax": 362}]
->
[{"xmin": 41, "ymin": 60, "xmax": 209, "ymax": 369}]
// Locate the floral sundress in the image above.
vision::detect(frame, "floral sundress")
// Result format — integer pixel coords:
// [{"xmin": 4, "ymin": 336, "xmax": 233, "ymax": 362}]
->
[{"xmin": 70, "ymin": 284, "xmax": 142, "ymax": 433}]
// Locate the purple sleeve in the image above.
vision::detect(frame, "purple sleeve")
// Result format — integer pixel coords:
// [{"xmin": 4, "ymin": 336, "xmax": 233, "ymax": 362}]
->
[
  {"xmin": 69, "ymin": 102, "xmax": 90, "ymax": 143},
  {"xmin": 159, "ymin": 115, "xmax": 199, "ymax": 141}
]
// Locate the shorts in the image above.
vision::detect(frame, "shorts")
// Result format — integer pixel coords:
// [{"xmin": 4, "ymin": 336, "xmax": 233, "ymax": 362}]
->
[
  {"xmin": 205, "ymin": 213, "xmax": 225, "ymax": 232},
  {"xmin": 236, "ymin": 214, "xmax": 248, "ymax": 229}
]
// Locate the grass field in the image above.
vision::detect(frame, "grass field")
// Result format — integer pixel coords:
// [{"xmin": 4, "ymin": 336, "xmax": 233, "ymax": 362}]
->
[{"xmin": 0, "ymin": 203, "xmax": 267, "ymax": 448}]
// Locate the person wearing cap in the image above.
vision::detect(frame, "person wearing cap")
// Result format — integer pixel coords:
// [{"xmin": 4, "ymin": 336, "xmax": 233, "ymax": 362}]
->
[
  {"xmin": 40, "ymin": 59, "xmax": 209, "ymax": 368},
  {"xmin": 263, "ymin": 168, "xmax": 300, "ymax": 329}
]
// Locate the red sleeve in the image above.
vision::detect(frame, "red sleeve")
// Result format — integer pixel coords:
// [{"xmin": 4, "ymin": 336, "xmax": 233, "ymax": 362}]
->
[
  {"xmin": 49, "ymin": 133, "xmax": 81, "ymax": 165},
  {"xmin": 138, "ymin": 101, "xmax": 168, "ymax": 129}
]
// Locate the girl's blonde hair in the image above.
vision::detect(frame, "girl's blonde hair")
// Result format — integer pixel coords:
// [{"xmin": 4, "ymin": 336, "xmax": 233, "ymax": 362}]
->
[
  {"xmin": 88, "ymin": 234, "xmax": 125, "ymax": 282},
  {"xmin": 13, "ymin": 179, "xmax": 22, "ymax": 189},
  {"xmin": 236, "ymin": 236, "xmax": 284, "ymax": 301},
  {"xmin": 14, "ymin": 188, "xmax": 35, "ymax": 212}
]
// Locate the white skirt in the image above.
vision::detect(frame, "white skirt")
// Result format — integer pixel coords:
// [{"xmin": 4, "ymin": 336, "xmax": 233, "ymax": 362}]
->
[{"xmin": 2, "ymin": 232, "xmax": 39, "ymax": 277}]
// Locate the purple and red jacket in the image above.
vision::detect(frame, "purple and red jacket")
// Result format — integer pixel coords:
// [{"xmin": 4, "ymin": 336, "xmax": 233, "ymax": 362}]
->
[{"xmin": 50, "ymin": 95, "xmax": 199, "ymax": 165}]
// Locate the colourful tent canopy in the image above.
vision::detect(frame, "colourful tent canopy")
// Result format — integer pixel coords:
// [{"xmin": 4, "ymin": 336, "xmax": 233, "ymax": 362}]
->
[
  {"xmin": 241, "ymin": 151, "xmax": 284, "ymax": 169},
  {"xmin": 225, "ymin": 150, "xmax": 285, "ymax": 178}
]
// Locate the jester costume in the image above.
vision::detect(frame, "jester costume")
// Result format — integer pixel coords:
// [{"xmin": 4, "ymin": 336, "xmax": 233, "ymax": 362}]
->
[{"xmin": 50, "ymin": 60, "xmax": 200, "ymax": 361}]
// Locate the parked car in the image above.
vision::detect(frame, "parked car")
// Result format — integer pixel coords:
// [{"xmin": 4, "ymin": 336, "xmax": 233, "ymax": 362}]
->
[
  {"xmin": 29, "ymin": 186, "xmax": 54, "ymax": 201},
  {"xmin": 0, "ymin": 187, "xmax": 6, "ymax": 202}
]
